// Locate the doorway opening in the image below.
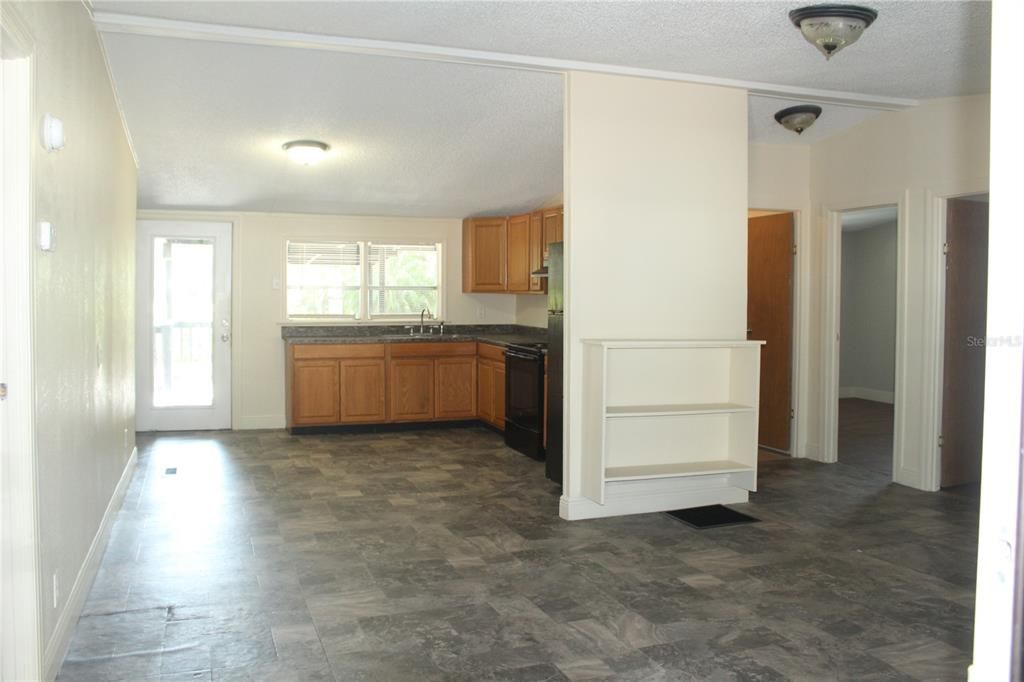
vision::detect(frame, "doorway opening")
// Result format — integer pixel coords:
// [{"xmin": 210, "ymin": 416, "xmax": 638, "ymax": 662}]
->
[
  {"xmin": 940, "ymin": 193, "xmax": 989, "ymax": 492},
  {"xmin": 837, "ymin": 205, "xmax": 898, "ymax": 475},
  {"xmin": 747, "ymin": 210, "xmax": 795, "ymax": 462}
]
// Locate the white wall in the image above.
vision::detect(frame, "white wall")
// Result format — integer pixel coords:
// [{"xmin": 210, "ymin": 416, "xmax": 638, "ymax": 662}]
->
[
  {"xmin": 810, "ymin": 94, "xmax": 989, "ymax": 489},
  {"xmin": 840, "ymin": 221, "xmax": 897, "ymax": 402},
  {"xmin": 5, "ymin": 1, "xmax": 139, "ymax": 676},
  {"xmin": 748, "ymin": 143, "xmax": 813, "ymax": 457},
  {"xmin": 563, "ymin": 72, "xmax": 748, "ymax": 503},
  {"xmin": 136, "ymin": 210, "xmax": 518, "ymax": 429}
]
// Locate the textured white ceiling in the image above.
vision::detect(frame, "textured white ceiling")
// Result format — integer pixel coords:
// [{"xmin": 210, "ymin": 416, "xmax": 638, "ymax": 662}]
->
[
  {"xmin": 842, "ymin": 205, "xmax": 898, "ymax": 231},
  {"xmin": 95, "ymin": 0, "xmax": 991, "ymax": 99},
  {"xmin": 101, "ymin": 33, "xmax": 563, "ymax": 216},
  {"xmin": 94, "ymin": 1, "xmax": 990, "ymax": 215}
]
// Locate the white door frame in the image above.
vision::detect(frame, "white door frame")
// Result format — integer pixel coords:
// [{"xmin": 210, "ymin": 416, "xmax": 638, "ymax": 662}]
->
[
  {"xmin": 136, "ymin": 220, "xmax": 233, "ymax": 431},
  {"xmin": 0, "ymin": 6, "xmax": 44, "ymax": 680},
  {"xmin": 747, "ymin": 207, "xmax": 807, "ymax": 457},
  {"xmin": 922, "ymin": 189, "xmax": 990, "ymax": 491},
  {"xmin": 821, "ymin": 191, "xmax": 909, "ymax": 479}
]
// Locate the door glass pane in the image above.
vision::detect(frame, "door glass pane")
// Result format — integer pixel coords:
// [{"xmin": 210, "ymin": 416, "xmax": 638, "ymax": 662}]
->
[{"xmin": 152, "ymin": 237, "xmax": 214, "ymax": 407}]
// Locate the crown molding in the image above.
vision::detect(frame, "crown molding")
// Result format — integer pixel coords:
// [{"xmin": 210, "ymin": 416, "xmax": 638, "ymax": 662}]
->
[{"xmin": 92, "ymin": 12, "xmax": 918, "ymax": 111}]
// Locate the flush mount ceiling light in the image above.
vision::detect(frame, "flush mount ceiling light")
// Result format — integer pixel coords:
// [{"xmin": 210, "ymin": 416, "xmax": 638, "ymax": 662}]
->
[
  {"xmin": 789, "ymin": 4, "xmax": 878, "ymax": 60},
  {"xmin": 774, "ymin": 105, "xmax": 823, "ymax": 135},
  {"xmin": 282, "ymin": 139, "xmax": 330, "ymax": 165}
]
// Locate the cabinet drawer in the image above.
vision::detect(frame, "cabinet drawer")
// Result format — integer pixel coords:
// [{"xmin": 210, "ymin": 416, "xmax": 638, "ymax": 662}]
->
[
  {"xmin": 477, "ymin": 343, "xmax": 506, "ymax": 363},
  {"xmin": 292, "ymin": 343, "xmax": 385, "ymax": 360},
  {"xmin": 390, "ymin": 342, "xmax": 476, "ymax": 358}
]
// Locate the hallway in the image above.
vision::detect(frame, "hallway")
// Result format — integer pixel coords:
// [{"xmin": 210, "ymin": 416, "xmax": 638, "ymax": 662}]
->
[{"xmin": 59, "ymin": 428, "xmax": 979, "ymax": 681}]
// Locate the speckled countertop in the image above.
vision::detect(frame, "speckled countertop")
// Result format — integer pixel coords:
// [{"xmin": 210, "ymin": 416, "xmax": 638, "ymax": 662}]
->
[{"xmin": 281, "ymin": 324, "xmax": 548, "ymax": 349}]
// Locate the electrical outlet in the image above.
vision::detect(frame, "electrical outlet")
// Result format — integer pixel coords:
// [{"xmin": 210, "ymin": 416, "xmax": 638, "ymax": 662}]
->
[
  {"xmin": 477, "ymin": 306, "xmax": 486, "ymax": 321},
  {"xmin": 272, "ymin": 278, "xmax": 282, "ymax": 290},
  {"xmin": 52, "ymin": 573, "xmax": 60, "ymax": 609}
]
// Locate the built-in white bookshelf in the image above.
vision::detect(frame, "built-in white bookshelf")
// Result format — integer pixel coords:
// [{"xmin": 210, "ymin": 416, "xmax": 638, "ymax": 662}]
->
[{"xmin": 580, "ymin": 339, "xmax": 764, "ymax": 509}]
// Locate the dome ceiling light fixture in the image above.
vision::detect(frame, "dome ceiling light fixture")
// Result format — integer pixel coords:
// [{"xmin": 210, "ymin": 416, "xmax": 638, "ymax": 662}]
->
[
  {"xmin": 774, "ymin": 105, "xmax": 823, "ymax": 135},
  {"xmin": 282, "ymin": 139, "xmax": 330, "ymax": 165},
  {"xmin": 789, "ymin": 4, "xmax": 879, "ymax": 60}
]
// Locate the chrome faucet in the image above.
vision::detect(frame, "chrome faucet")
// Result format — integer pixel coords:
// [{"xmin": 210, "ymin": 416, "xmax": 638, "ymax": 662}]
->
[{"xmin": 419, "ymin": 308, "xmax": 431, "ymax": 334}]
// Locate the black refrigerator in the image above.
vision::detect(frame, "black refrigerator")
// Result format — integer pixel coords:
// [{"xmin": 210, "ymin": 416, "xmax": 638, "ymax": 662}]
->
[{"xmin": 545, "ymin": 242, "xmax": 564, "ymax": 485}]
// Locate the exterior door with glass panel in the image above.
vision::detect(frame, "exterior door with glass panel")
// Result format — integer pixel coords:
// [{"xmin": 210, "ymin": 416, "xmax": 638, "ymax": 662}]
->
[{"xmin": 136, "ymin": 221, "xmax": 232, "ymax": 431}]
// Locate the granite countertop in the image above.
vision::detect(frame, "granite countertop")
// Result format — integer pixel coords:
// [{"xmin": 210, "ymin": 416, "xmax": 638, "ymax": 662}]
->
[{"xmin": 281, "ymin": 324, "xmax": 548, "ymax": 350}]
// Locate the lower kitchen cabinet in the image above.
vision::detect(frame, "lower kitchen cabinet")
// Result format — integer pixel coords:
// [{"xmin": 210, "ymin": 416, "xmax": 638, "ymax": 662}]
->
[
  {"xmin": 389, "ymin": 357, "xmax": 435, "ymax": 422},
  {"xmin": 291, "ymin": 359, "xmax": 340, "ymax": 426},
  {"xmin": 477, "ymin": 343, "xmax": 506, "ymax": 430},
  {"xmin": 436, "ymin": 357, "xmax": 477, "ymax": 419},
  {"xmin": 339, "ymin": 358, "xmax": 386, "ymax": 423}
]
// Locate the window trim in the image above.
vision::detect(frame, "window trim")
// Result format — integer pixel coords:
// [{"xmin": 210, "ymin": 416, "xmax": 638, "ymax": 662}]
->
[{"xmin": 285, "ymin": 239, "xmax": 444, "ymax": 322}]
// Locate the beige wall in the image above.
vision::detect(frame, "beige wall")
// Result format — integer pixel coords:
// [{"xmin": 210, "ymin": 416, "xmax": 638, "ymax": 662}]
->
[
  {"xmin": 563, "ymin": 72, "xmax": 748, "ymax": 501},
  {"xmin": 7, "ymin": 0, "xmax": 139, "ymax": 673},
  {"xmin": 137, "ymin": 210, "xmax": 519, "ymax": 429},
  {"xmin": 810, "ymin": 95, "xmax": 989, "ymax": 488},
  {"xmin": 515, "ymin": 295, "xmax": 548, "ymax": 328}
]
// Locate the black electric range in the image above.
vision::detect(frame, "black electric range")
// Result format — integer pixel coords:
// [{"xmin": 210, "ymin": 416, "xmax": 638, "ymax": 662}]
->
[{"xmin": 504, "ymin": 341, "xmax": 548, "ymax": 460}]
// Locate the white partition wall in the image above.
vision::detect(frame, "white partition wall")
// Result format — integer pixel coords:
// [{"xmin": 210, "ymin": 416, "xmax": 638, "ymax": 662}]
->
[{"xmin": 571, "ymin": 340, "xmax": 762, "ymax": 519}]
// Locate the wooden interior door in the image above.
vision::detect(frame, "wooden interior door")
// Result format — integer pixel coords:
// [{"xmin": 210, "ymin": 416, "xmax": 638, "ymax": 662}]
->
[
  {"xmin": 436, "ymin": 357, "xmax": 477, "ymax": 419},
  {"xmin": 338, "ymin": 358, "xmax": 386, "ymax": 423},
  {"xmin": 507, "ymin": 214, "xmax": 531, "ymax": 293},
  {"xmin": 292, "ymin": 360, "xmax": 340, "ymax": 426},
  {"xmin": 747, "ymin": 213, "xmax": 794, "ymax": 451},
  {"xmin": 389, "ymin": 358, "xmax": 434, "ymax": 421},
  {"xmin": 941, "ymin": 198, "xmax": 989, "ymax": 487}
]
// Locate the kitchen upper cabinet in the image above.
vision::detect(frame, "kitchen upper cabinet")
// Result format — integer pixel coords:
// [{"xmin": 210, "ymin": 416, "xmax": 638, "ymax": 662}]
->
[
  {"xmin": 542, "ymin": 207, "xmax": 563, "ymax": 259},
  {"xmin": 507, "ymin": 213, "xmax": 532, "ymax": 293},
  {"xmin": 339, "ymin": 358, "xmax": 386, "ymax": 423},
  {"xmin": 435, "ymin": 357, "xmax": 477, "ymax": 419},
  {"xmin": 463, "ymin": 217, "xmax": 507, "ymax": 293},
  {"xmin": 291, "ymin": 360, "xmax": 340, "ymax": 426},
  {"xmin": 389, "ymin": 358, "xmax": 435, "ymax": 422},
  {"xmin": 529, "ymin": 212, "xmax": 545, "ymax": 293}
]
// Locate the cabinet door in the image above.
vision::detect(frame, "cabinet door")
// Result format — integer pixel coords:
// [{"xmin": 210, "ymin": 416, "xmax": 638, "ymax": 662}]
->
[
  {"xmin": 292, "ymin": 360, "xmax": 340, "ymax": 425},
  {"xmin": 436, "ymin": 357, "xmax": 477, "ymax": 419},
  {"xmin": 463, "ymin": 217, "xmax": 507, "ymax": 292},
  {"xmin": 494, "ymin": 363, "xmax": 506, "ymax": 429},
  {"xmin": 542, "ymin": 207, "xmax": 563, "ymax": 258},
  {"xmin": 507, "ymin": 213, "xmax": 531, "ymax": 293},
  {"xmin": 478, "ymin": 360, "xmax": 495, "ymax": 424},
  {"xmin": 529, "ymin": 212, "xmax": 546, "ymax": 293},
  {"xmin": 389, "ymin": 358, "xmax": 435, "ymax": 421},
  {"xmin": 339, "ymin": 358, "xmax": 386, "ymax": 423}
]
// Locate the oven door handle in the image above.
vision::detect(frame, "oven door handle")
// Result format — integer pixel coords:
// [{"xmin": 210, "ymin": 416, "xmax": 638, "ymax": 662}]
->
[{"xmin": 505, "ymin": 350, "xmax": 541, "ymax": 361}]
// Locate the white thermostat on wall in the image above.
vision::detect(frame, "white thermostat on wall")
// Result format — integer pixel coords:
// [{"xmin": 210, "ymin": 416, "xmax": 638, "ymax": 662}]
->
[
  {"xmin": 41, "ymin": 114, "xmax": 65, "ymax": 152},
  {"xmin": 38, "ymin": 221, "xmax": 54, "ymax": 251}
]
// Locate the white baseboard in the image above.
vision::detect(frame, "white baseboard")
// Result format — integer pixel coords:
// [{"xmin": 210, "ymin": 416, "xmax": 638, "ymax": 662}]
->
[
  {"xmin": 559, "ymin": 475, "xmax": 749, "ymax": 520},
  {"xmin": 44, "ymin": 447, "xmax": 137, "ymax": 681},
  {"xmin": 234, "ymin": 415, "xmax": 286, "ymax": 430},
  {"xmin": 838, "ymin": 386, "xmax": 895, "ymax": 404}
]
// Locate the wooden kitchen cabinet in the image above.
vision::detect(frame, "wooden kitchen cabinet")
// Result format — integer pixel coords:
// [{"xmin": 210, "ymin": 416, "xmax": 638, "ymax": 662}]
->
[
  {"xmin": 477, "ymin": 343, "xmax": 506, "ymax": 430},
  {"xmin": 435, "ymin": 357, "xmax": 477, "ymax": 419},
  {"xmin": 291, "ymin": 360, "xmax": 340, "ymax": 426},
  {"xmin": 339, "ymin": 358, "xmax": 386, "ymax": 423},
  {"xmin": 507, "ymin": 213, "xmax": 532, "ymax": 293},
  {"xmin": 463, "ymin": 217, "xmax": 507, "ymax": 293},
  {"xmin": 529, "ymin": 212, "xmax": 546, "ymax": 293},
  {"xmin": 389, "ymin": 357, "xmax": 435, "ymax": 422},
  {"xmin": 542, "ymin": 207, "xmax": 563, "ymax": 259}
]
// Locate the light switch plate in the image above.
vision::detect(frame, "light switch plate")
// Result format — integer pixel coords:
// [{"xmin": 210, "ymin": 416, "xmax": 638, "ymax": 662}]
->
[{"xmin": 38, "ymin": 221, "xmax": 54, "ymax": 251}]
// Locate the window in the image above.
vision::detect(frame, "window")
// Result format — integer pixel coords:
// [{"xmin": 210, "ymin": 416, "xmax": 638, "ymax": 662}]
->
[{"xmin": 286, "ymin": 240, "xmax": 442, "ymax": 320}]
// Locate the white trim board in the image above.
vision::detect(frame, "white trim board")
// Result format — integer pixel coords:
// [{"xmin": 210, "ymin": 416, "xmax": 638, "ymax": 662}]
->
[
  {"xmin": 90, "ymin": 12, "xmax": 919, "ymax": 111},
  {"xmin": 44, "ymin": 448, "xmax": 137, "ymax": 682},
  {"xmin": 838, "ymin": 387, "xmax": 895, "ymax": 404},
  {"xmin": 560, "ymin": 474, "xmax": 749, "ymax": 521}
]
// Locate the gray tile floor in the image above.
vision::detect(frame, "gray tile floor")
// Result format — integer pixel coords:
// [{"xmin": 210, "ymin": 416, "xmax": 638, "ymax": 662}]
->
[{"xmin": 59, "ymin": 427, "xmax": 979, "ymax": 681}]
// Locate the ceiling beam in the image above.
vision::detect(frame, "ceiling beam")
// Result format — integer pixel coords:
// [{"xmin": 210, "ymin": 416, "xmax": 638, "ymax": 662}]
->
[{"xmin": 92, "ymin": 12, "xmax": 918, "ymax": 111}]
